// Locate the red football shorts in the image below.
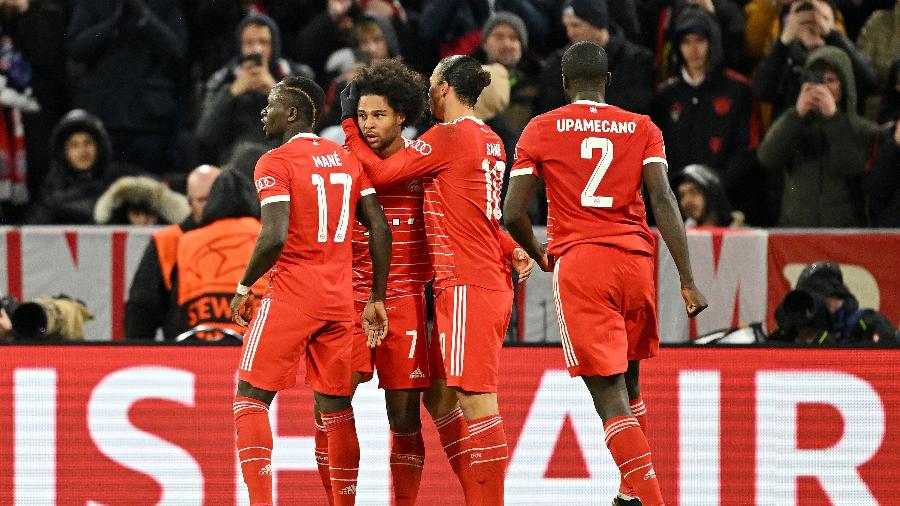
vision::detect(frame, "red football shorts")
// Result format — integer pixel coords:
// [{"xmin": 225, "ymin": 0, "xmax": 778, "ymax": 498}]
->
[
  {"xmin": 352, "ymin": 293, "xmax": 430, "ymax": 390},
  {"xmin": 552, "ymin": 243, "xmax": 659, "ymax": 377},
  {"xmin": 430, "ymin": 284, "xmax": 513, "ymax": 393},
  {"xmin": 238, "ymin": 298, "xmax": 354, "ymax": 396}
]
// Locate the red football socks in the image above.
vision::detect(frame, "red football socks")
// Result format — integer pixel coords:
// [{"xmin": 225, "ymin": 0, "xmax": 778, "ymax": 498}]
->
[
  {"xmin": 618, "ymin": 396, "xmax": 649, "ymax": 498},
  {"xmin": 321, "ymin": 408, "xmax": 360, "ymax": 506},
  {"xmin": 390, "ymin": 429, "xmax": 425, "ymax": 505},
  {"xmin": 604, "ymin": 416, "xmax": 665, "ymax": 506},
  {"xmin": 467, "ymin": 415, "xmax": 509, "ymax": 506},
  {"xmin": 434, "ymin": 407, "xmax": 470, "ymax": 480},
  {"xmin": 233, "ymin": 397, "xmax": 273, "ymax": 506},
  {"xmin": 315, "ymin": 420, "xmax": 335, "ymax": 506}
]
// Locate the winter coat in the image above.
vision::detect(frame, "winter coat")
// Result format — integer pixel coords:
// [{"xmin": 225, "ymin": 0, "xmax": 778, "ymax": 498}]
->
[
  {"xmin": 673, "ymin": 164, "xmax": 737, "ymax": 227},
  {"xmin": 28, "ymin": 110, "xmax": 117, "ymax": 225},
  {"xmin": 757, "ymin": 46, "xmax": 878, "ymax": 227},
  {"xmin": 67, "ymin": 0, "xmax": 187, "ymax": 134},
  {"xmin": 864, "ymin": 130, "xmax": 900, "ymax": 227},
  {"xmin": 94, "ymin": 176, "xmax": 190, "ymax": 225},
  {"xmin": 537, "ymin": 29, "xmax": 655, "ymax": 115},
  {"xmin": 196, "ymin": 14, "xmax": 311, "ymax": 165},
  {"xmin": 654, "ymin": 8, "xmax": 758, "ymax": 211},
  {"xmin": 471, "ymin": 46, "xmax": 542, "ymax": 132},
  {"xmin": 855, "ymin": 1, "xmax": 900, "ymax": 84}
]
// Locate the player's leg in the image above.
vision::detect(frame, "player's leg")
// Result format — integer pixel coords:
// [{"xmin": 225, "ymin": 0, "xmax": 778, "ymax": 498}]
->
[
  {"xmin": 616, "ymin": 360, "xmax": 645, "ymax": 504},
  {"xmin": 385, "ymin": 388, "xmax": 425, "ymax": 506},
  {"xmin": 234, "ymin": 381, "xmax": 277, "ymax": 506},
  {"xmin": 309, "ymin": 320, "xmax": 360, "ymax": 506}
]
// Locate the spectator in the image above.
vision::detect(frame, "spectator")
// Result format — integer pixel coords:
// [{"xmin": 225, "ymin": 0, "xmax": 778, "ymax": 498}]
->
[
  {"xmin": 674, "ymin": 164, "xmax": 744, "ymax": 227},
  {"xmin": 864, "ymin": 121, "xmax": 900, "ymax": 227},
  {"xmin": 172, "ymin": 170, "xmax": 265, "ymax": 339},
  {"xmin": 752, "ymin": 0, "xmax": 878, "ymax": 120},
  {"xmin": 757, "ymin": 46, "xmax": 878, "ymax": 227},
  {"xmin": 224, "ymin": 141, "xmax": 270, "ymax": 183},
  {"xmin": 67, "ymin": 0, "xmax": 188, "ymax": 174},
  {"xmin": 877, "ymin": 59, "xmax": 900, "ymax": 124},
  {"xmin": 856, "ymin": 0, "xmax": 900, "ymax": 87},
  {"xmin": 652, "ymin": 0, "xmax": 747, "ymax": 78},
  {"xmin": 125, "ymin": 165, "xmax": 221, "ymax": 340},
  {"xmin": 471, "ymin": 12, "xmax": 542, "ymax": 131},
  {"xmin": 1, "ymin": 0, "xmax": 67, "ymax": 204},
  {"xmin": 94, "ymin": 176, "xmax": 190, "ymax": 226},
  {"xmin": 418, "ymin": 0, "xmax": 549, "ymax": 58},
  {"xmin": 196, "ymin": 14, "xmax": 311, "ymax": 165},
  {"xmin": 293, "ymin": 0, "xmax": 362, "ymax": 81},
  {"xmin": 654, "ymin": 7, "xmax": 758, "ymax": 215},
  {"xmin": 537, "ymin": 0, "xmax": 655, "ymax": 114},
  {"xmin": 743, "ymin": 0, "xmax": 848, "ymax": 62},
  {"xmin": 28, "ymin": 110, "xmax": 122, "ymax": 225}
]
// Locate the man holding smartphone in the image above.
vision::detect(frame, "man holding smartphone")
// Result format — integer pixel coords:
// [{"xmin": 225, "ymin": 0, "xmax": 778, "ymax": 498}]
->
[{"xmin": 197, "ymin": 13, "xmax": 314, "ymax": 164}]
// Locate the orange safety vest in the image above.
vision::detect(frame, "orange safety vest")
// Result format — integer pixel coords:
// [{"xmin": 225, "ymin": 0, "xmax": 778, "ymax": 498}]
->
[
  {"xmin": 175, "ymin": 217, "xmax": 267, "ymax": 336},
  {"xmin": 152, "ymin": 224, "xmax": 184, "ymax": 291}
]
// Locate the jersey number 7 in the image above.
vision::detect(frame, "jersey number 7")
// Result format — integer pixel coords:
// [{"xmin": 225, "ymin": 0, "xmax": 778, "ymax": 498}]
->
[
  {"xmin": 581, "ymin": 137, "xmax": 614, "ymax": 208},
  {"xmin": 311, "ymin": 172, "xmax": 352, "ymax": 242}
]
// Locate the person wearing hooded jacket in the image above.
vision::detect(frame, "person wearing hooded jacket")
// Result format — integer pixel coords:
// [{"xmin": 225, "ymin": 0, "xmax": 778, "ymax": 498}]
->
[
  {"xmin": 27, "ymin": 110, "xmax": 123, "ymax": 225},
  {"xmin": 758, "ymin": 46, "xmax": 878, "ymax": 227},
  {"xmin": 654, "ymin": 7, "xmax": 758, "ymax": 218},
  {"xmin": 674, "ymin": 164, "xmax": 745, "ymax": 228},
  {"xmin": 196, "ymin": 13, "xmax": 313, "ymax": 165}
]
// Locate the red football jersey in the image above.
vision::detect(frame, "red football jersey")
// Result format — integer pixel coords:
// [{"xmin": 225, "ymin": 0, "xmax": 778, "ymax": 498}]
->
[
  {"xmin": 511, "ymin": 100, "xmax": 666, "ymax": 258},
  {"xmin": 254, "ymin": 132, "xmax": 375, "ymax": 320},
  {"xmin": 343, "ymin": 117, "xmax": 512, "ymax": 292},
  {"xmin": 351, "ymin": 170, "xmax": 430, "ymax": 312}
]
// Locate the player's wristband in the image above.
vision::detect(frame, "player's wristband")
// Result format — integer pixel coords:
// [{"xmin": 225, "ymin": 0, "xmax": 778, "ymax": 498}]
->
[{"xmin": 236, "ymin": 283, "xmax": 252, "ymax": 296}]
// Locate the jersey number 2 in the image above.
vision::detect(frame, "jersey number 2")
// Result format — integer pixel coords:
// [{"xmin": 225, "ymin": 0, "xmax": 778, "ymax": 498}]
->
[
  {"xmin": 580, "ymin": 137, "xmax": 614, "ymax": 208},
  {"xmin": 311, "ymin": 173, "xmax": 351, "ymax": 242}
]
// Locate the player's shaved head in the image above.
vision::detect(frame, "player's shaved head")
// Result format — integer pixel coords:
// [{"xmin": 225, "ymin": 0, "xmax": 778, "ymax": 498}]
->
[
  {"xmin": 561, "ymin": 41, "xmax": 610, "ymax": 97},
  {"xmin": 274, "ymin": 75, "xmax": 325, "ymax": 130}
]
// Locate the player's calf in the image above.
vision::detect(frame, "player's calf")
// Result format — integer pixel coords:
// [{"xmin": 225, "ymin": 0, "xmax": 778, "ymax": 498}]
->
[
  {"xmin": 317, "ymin": 392, "xmax": 360, "ymax": 506},
  {"xmin": 385, "ymin": 389, "xmax": 425, "ymax": 506}
]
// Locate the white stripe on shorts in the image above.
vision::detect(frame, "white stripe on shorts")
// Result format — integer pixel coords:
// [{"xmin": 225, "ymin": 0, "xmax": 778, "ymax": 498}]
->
[
  {"xmin": 451, "ymin": 285, "xmax": 467, "ymax": 376},
  {"xmin": 241, "ymin": 298, "xmax": 271, "ymax": 371},
  {"xmin": 552, "ymin": 259, "xmax": 579, "ymax": 367}
]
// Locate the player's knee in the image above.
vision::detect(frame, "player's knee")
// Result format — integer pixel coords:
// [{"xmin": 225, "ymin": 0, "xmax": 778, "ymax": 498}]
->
[
  {"xmin": 423, "ymin": 385, "xmax": 456, "ymax": 419},
  {"xmin": 235, "ymin": 380, "xmax": 275, "ymax": 405},
  {"xmin": 387, "ymin": 410, "xmax": 422, "ymax": 433},
  {"xmin": 314, "ymin": 391, "xmax": 353, "ymax": 414}
]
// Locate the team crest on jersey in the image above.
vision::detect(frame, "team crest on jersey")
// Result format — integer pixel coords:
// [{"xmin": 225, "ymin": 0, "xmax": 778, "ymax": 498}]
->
[
  {"xmin": 669, "ymin": 102, "xmax": 682, "ymax": 123},
  {"xmin": 407, "ymin": 179, "xmax": 423, "ymax": 193}
]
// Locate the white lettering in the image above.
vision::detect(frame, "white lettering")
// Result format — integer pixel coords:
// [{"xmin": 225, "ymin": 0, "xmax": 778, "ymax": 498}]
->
[
  {"xmin": 555, "ymin": 119, "xmax": 637, "ymax": 134},
  {"xmin": 312, "ymin": 151, "xmax": 343, "ymax": 168},
  {"xmin": 14, "ymin": 368, "xmax": 56, "ymax": 506},
  {"xmin": 486, "ymin": 143, "xmax": 502, "ymax": 157},
  {"xmin": 756, "ymin": 371, "xmax": 884, "ymax": 504},
  {"xmin": 679, "ymin": 371, "xmax": 720, "ymax": 504},
  {"xmin": 88, "ymin": 367, "xmax": 203, "ymax": 505}
]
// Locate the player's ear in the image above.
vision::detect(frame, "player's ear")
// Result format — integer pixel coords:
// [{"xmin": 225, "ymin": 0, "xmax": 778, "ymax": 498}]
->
[
  {"xmin": 561, "ymin": 74, "xmax": 570, "ymax": 98},
  {"xmin": 396, "ymin": 112, "xmax": 406, "ymax": 127},
  {"xmin": 288, "ymin": 106, "xmax": 299, "ymax": 122}
]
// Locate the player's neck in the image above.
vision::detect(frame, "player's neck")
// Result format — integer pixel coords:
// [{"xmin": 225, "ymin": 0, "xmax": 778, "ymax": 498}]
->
[
  {"xmin": 571, "ymin": 91, "xmax": 606, "ymax": 104},
  {"xmin": 377, "ymin": 133, "xmax": 405, "ymax": 158},
  {"xmin": 441, "ymin": 102, "xmax": 476, "ymax": 123},
  {"xmin": 281, "ymin": 126, "xmax": 312, "ymax": 145}
]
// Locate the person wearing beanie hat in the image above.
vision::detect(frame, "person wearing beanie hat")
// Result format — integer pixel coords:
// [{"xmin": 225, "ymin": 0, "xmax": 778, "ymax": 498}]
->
[
  {"xmin": 537, "ymin": 0, "xmax": 654, "ymax": 113},
  {"xmin": 653, "ymin": 6, "xmax": 760, "ymax": 222},
  {"xmin": 482, "ymin": 12, "xmax": 529, "ymax": 66}
]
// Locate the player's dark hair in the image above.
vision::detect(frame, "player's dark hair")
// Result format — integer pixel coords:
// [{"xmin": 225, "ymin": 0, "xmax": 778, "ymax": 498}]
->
[
  {"xmin": 437, "ymin": 55, "xmax": 492, "ymax": 107},
  {"xmin": 275, "ymin": 75, "xmax": 325, "ymax": 129},
  {"xmin": 354, "ymin": 58, "xmax": 427, "ymax": 127},
  {"xmin": 561, "ymin": 41, "xmax": 609, "ymax": 87}
]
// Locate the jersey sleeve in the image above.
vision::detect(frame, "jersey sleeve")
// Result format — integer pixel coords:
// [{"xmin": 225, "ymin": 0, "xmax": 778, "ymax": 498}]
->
[
  {"xmin": 510, "ymin": 118, "xmax": 543, "ymax": 178},
  {"xmin": 342, "ymin": 118, "xmax": 448, "ymax": 186},
  {"xmin": 498, "ymin": 228, "xmax": 519, "ymax": 259},
  {"xmin": 641, "ymin": 117, "xmax": 668, "ymax": 168},
  {"xmin": 355, "ymin": 162, "xmax": 376, "ymax": 198},
  {"xmin": 253, "ymin": 153, "xmax": 291, "ymax": 206}
]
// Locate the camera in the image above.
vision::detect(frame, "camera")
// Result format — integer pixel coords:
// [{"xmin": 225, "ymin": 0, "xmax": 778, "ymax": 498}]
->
[{"xmin": 3, "ymin": 295, "xmax": 93, "ymax": 341}]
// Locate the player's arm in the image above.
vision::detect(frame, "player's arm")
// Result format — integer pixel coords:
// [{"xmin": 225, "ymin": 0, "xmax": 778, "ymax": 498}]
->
[
  {"xmin": 342, "ymin": 118, "xmax": 448, "ymax": 186},
  {"xmin": 503, "ymin": 172, "xmax": 550, "ymax": 272},
  {"xmin": 231, "ymin": 201, "xmax": 289, "ymax": 326},
  {"xmin": 643, "ymin": 162, "xmax": 708, "ymax": 318},
  {"xmin": 499, "ymin": 228, "xmax": 534, "ymax": 283},
  {"xmin": 357, "ymin": 194, "xmax": 392, "ymax": 346}
]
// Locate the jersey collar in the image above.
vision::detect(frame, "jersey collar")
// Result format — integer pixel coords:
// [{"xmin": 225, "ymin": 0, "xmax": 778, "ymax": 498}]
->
[
  {"xmin": 573, "ymin": 99, "xmax": 608, "ymax": 107},
  {"xmin": 444, "ymin": 115, "xmax": 485, "ymax": 126},
  {"xmin": 288, "ymin": 132, "xmax": 319, "ymax": 142}
]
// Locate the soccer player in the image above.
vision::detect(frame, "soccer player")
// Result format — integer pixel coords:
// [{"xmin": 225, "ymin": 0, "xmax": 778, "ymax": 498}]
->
[
  {"xmin": 503, "ymin": 42, "xmax": 709, "ymax": 506},
  {"xmin": 340, "ymin": 56, "xmax": 516, "ymax": 505},
  {"xmin": 229, "ymin": 75, "xmax": 392, "ymax": 506}
]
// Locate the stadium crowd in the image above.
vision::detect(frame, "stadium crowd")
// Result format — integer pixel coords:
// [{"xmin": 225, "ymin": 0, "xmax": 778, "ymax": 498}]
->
[{"xmin": 0, "ymin": 0, "xmax": 896, "ymax": 229}]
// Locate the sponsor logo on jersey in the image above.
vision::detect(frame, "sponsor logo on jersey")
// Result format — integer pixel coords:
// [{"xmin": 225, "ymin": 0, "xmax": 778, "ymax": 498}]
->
[
  {"xmin": 408, "ymin": 139, "xmax": 433, "ymax": 156},
  {"xmin": 255, "ymin": 176, "xmax": 276, "ymax": 192},
  {"xmin": 410, "ymin": 367, "xmax": 425, "ymax": 379},
  {"xmin": 339, "ymin": 484, "xmax": 357, "ymax": 495}
]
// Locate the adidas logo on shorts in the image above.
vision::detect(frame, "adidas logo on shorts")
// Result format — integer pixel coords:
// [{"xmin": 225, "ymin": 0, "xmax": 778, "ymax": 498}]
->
[
  {"xmin": 339, "ymin": 484, "xmax": 357, "ymax": 495},
  {"xmin": 409, "ymin": 367, "xmax": 425, "ymax": 379},
  {"xmin": 644, "ymin": 468, "xmax": 656, "ymax": 481}
]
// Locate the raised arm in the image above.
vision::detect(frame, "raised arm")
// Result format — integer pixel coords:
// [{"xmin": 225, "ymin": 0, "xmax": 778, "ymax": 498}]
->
[{"xmin": 341, "ymin": 118, "xmax": 447, "ymax": 186}]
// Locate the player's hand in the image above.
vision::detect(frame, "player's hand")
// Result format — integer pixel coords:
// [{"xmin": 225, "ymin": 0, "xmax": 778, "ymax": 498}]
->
[
  {"xmin": 511, "ymin": 247, "xmax": 534, "ymax": 283},
  {"xmin": 230, "ymin": 291, "xmax": 255, "ymax": 327},
  {"xmin": 534, "ymin": 242, "xmax": 554, "ymax": 272},
  {"xmin": 339, "ymin": 80, "xmax": 360, "ymax": 122},
  {"xmin": 362, "ymin": 300, "xmax": 388, "ymax": 348},
  {"xmin": 680, "ymin": 284, "xmax": 708, "ymax": 318}
]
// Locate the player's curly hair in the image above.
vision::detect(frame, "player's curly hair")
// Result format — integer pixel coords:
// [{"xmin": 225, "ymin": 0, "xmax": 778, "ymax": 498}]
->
[
  {"xmin": 437, "ymin": 55, "xmax": 492, "ymax": 107},
  {"xmin": 354, "ymin": 59, "xmax": 427, "ymax": 127},
  {"xmin": 276, "ymin": 75, "xmax": 326, "ymax": 129}
]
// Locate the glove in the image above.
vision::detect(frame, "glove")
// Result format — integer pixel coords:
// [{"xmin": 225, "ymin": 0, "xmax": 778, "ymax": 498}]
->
[{"xmin": 340, "ymin": 80, "xmax": 360, "ymax": 122}]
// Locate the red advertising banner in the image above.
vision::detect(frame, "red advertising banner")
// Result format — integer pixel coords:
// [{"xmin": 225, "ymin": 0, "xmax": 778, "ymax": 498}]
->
[{"xmin": 2, "ymin": 346, "xmax": 899, "ymax": 505}]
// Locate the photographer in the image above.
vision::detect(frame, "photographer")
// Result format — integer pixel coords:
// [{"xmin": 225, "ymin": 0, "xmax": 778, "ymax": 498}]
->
[
  {"xmin": 196, "ymin": 13, "xmax": 313, "ymax": 165},
  {"xmin": 752, "ymin": 0, "xmax": 877, "ymax": 121},
  {"xmin": 758, "ymin": 46, "xmax": 878, "ymax": 227}
]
